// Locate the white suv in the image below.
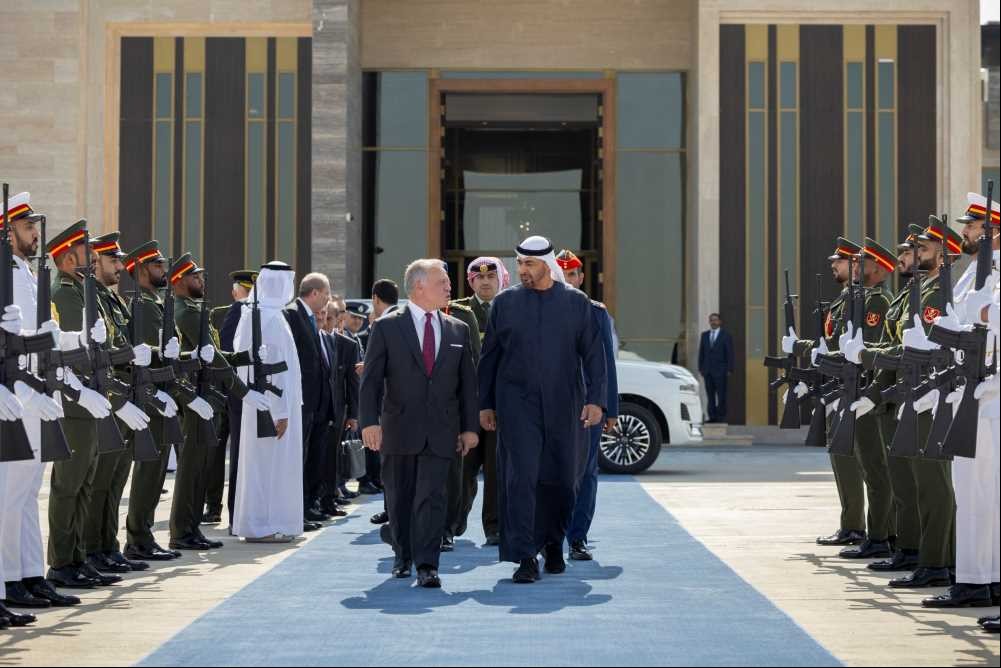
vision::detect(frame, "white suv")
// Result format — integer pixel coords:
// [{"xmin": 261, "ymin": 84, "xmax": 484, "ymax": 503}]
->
[{"xmin": 600, "ymin": 354, "xmax": 704, "ymax": 474}]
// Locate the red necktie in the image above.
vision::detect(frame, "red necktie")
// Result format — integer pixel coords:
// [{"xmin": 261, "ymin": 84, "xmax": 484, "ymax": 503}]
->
[{"xmin": 423, "ymin": 312, "xmax": 435, "ymax": 377}]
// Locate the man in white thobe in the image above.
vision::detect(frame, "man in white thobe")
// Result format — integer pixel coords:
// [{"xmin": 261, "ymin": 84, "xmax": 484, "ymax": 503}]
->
[{"xmin": 232, "ymin": 262, "xmax": 304, "ymax": 542}]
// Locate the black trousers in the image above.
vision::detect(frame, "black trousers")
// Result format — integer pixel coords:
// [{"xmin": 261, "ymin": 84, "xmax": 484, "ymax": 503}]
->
[
  {"xmin": 226, "ymin": 396, "xmax": 243, "ymax": 526},
  {"xmin": 704, "ymin": 373, "xmax": 729, "ymax": 422},
  {"xmin": 383, "ymin": 446, "xmax": 453, "ymax": 570},
  {"xmin": 303, "ymin": 409, "xmax": 331, "ymax": 509},
  {"xmin": 320, "ymin": 418, "xmax": 345, "ymax": 500}
]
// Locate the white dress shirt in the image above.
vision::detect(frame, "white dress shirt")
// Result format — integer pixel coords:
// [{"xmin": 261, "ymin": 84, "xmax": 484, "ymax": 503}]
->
[
  {"xmin": 408, "ymin": 302, "xmax": 442, "ymax": 359},
  {"xmin": 298, "ymin": 297, "xmax": 329, "ymax": 366}
]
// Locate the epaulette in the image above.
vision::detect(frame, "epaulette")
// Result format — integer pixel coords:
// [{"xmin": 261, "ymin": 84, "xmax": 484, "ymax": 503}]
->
[
  {"xmin": 591, "ymin": 300, "xmax": 608, "ymax": 310},
  {"xmin": 58, "ymin": 276, "xmax": 75, "ymax": 287},
  {"xmin": 449, "ymin": 302, "xmax": 473, "ymax": 313}
]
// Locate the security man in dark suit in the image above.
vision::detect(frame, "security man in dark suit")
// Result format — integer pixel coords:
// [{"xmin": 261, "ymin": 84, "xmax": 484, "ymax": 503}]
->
[
  {"xmin": 698, "ymin": 313, "xmax": 735, "ymax": 423},
  {"xmin": 360, "ymin": 259, "xmax": 479, "ymax": 588}
]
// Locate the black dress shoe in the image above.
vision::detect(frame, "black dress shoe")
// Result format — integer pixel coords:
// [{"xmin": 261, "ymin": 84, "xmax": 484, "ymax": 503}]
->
[
  {"xmin": 0, "ymin": 604, "xmax": 36, "ymax": 627},
  {"xmin": 392, "ymin": 560, "xmax": 412, "ymax": 578},
  {"xmin": 170, "ymin": 536, "xmax": 210, "ymax": 551},
  {"xmin": 46, "ymin": 566, "xmax": 99, "ymax": 589},
  {"xmin": 319, "ymin": 499, "xmax": 341, "ymax": 516},
  {"xmin": 543, "ymin": 543, "xmax": 566, "ymax": 574},
  {"xmin": 124, "ymin": 543, "xmax": 177, "ymax": 561},
  {"xmin": 328, "ymin": 508, "xmax": 348, "ymax": 518},
  {"xmin": 922, "ymin": 583, "xmax": 993, "ymax": 608},
  {"xmin": 816, "ymin": 529, "xmax": 866, "ymax": 546},
  {"xmin": 26, "ymin": 578, "xmax": 80, "ymax": 607},
  {"xmin": 78, "ymin": 562, "xmax": 122, "ymax": 586},
  {"xmin": 303, "ymin": 521, "xmax": 322, "ymax": 532},
  {"xmin": 195, "ymin": 533, "xmax": 224, "ymax": 549},
  {"xmin": 2, "ymin": 581, "xmax": 50, "ymax": 609},
  {"xmin": 984, "ymin": 618, "xmax": 1000, "ymax": 633},
  {"xmin": 339, "ymin": 488, "xmax": 360, "ymax": 500},
  {"xmin": 87, "ymin": 552, "xmax": 131, "ymax": 574},
  {"xmin": 889, "ymin": 566, "xmax": 952, "ymax": 589},
  {"xmin": 370, "ymin": 511, "xmax": 389, "ymax": 525},
  {"xmin": 513, "ymin": 558, "xmax": 540, "ymax": 583},
  {"xmin": 358, "ymin": 482, "xmax": 382, "ymax": 495},
  {"xmin": 868, "ymin": 550, "xmax": 920, "ymax": 572},
  {"xmin": 441, "ymin": 537, "xmax": 455, "ymax": 552},
  {"xmin": 107, "ymin": 551, "xmax": 149, "ymax": 572},
  {"xmin": 485, "ymin": 534, "xmax": 500, "ymax": 547},
  {"xmin": 839, "ymin": 539, "xmax": 892, "ymax": 560},
  {"xmin": 569, "ymin": 540, "xmax": 593, "ymax": 561},
  {"xmin": 305, "ymin": 507, "xmax": 331, "ymax": 522},
  {"xmin": 416, "ymin": 567, "xmax": 441, "ymax": 589},
  {"xmin": 978, "ymin": 615, "xmax": 998, "ymax": 626},
  {"xmin": 203, "ymin": 510, "xmax": 223, "ymax": 524}
]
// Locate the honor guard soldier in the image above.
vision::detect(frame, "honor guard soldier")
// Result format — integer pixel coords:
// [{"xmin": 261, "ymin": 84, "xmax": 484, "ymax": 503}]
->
[
  {"xmin": 166, "ymin": 254, "xmax": 269, "ymax": 551},
  {"xmin": 784, "ymin": 238, "xmax": 867, "ymax": 547}
]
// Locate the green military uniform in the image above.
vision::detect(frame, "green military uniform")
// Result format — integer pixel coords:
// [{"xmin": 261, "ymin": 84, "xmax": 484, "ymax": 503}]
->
[
  {"xmin": 795, "ymin": 283, "xmax": 867, "ymax": 536},
  {"xmin": 169, "ymin": 259, "xmax": 250, "ymax": 544},
  {"xmin": 449, "ymin": 295, "xmax": 500, "ymax": 541},
  {"xmin": 441, "ymin": 302, "xmax": 481, "ymax": 543},
  {"xmin": 123, "ymin": 242, "xmax": 197, "ymax": 554},
  {"xmin": 84, "ymin": 278, "xmax": 135, "ymax": 560},
  {"xmin": 47, "ymin": 221, "xmax": 116, "ymax": 570}
]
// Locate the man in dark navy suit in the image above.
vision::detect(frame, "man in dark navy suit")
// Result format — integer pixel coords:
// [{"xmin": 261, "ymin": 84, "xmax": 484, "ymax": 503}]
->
[{"xmin": 698, "ymin": 313, "xmax": 734, "ymax": 424}]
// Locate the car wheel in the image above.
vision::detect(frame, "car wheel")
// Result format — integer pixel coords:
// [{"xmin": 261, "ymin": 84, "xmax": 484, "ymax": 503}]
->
[{"xmin": 598, "ymin": 401, "xmax": 662, "ymax": 474}]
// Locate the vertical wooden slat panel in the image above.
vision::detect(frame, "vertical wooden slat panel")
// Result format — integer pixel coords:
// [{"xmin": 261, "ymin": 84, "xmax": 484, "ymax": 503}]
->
[
  {"xmin": 800, "ymin": 26, "xmax": 844, "ymax": 339},
  {"xmin": 767, "ymin": 25, "xmax": 779, "ymax": 425},
  {"xmin": 897, "ymin": 26, "xmax": 936, "ymax": 236},
  {"xmin": 204, "ymin": 38, "xmax": 247, "ymax": 307},
  {"xmin": 266, "ymin": 38, "xmax": 277, "ymax": 261},
  {"xmin": 720, "ymin": 24, "xmax": 746, "ymax": 425},
  {"xmin": 172, "ymin": 37, "xmax": 184, "ymax": 257},
  {"xmin": 866, "ymin": 25, "xmax": 876, "ymax": 241},
  {"xmin": 297, "ymin": 37, "xmax": 312, "ymax": 277},
  {"xmin": 119, "ymin": 37, "xmax": 154, "ymax": 254}
]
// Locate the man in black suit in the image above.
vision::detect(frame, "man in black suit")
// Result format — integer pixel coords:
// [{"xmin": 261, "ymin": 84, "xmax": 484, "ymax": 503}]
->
[
  {"xmin": 697, "ymin": 313, "xmax": 735, "ymax": 423},
  {"xmin": 284, "ymin": 273, "xmax": 335, "ymax": 528},
  {"xmin": 205, "ymin": 270, "xmax": 255, "ymax": 526},
  {"xmin": 317, "ymin": 302, "xmax": 361, "ymax": 516},
  {"xmin": 360, "ymin": 259, "xmax": 479, "ymax": 588}
]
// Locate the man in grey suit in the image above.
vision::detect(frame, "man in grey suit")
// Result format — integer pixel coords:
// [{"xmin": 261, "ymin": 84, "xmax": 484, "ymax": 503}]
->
[{"xmin": 360, "ymin": 259, "xmax": 479, "ymax": 589}]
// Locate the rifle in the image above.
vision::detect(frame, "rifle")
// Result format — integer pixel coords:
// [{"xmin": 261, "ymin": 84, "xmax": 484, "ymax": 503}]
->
[
  {"xmin": 804, "ymin": 274, "xmax": 830, "ymax": 447},
  {"xmin": 127, "ymin": 261, "xmax": 186, "ymax": 448},
  {"xmin": 763, "ymin": 270, "xmax": 804, "ymax": 429},
  {"xmin": 34, "ymin": 215, "xmax": 90, "ymax": 462},
  {"xmin": 929, "ymin": 181, "xmax": 996, "ymax": 458},
  {"xmin": 192, "ymin": 274, "xmax": 224, "ymax": 447},
  {"xmin": 1, "ymin": 183, "xmax": 59, "ymax": 463},
  {"xmin": 923, "ymin": 218, "xmax": 960, "ymax": 459},
  {"xmin": 823, "ymin": 252, "xmax": 867, "ymax": 456},
  {"xmin": 249, "ymin": 277, "xmax": 287, "ymax": 438}
]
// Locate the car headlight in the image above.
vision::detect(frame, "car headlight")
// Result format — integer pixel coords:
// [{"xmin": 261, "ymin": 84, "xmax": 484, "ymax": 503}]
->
[{"xmin": 679, "ymin": 383, "xmax": 698, "ymax": 393}]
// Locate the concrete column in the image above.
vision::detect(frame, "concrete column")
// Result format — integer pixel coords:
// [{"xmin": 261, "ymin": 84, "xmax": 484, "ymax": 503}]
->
[{"xmin": 312, "ymin": 0, "xmax": 362, "ymax": 295}]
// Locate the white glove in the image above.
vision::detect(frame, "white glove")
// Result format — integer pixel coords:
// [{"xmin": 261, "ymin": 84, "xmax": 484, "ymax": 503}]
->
[
  {"xmin": 933, "ymin": 303, "xmax": 968, "ymax": 334},
  {"xmin": 163, "ymin": 336, "xmax": 181, "ymax": 360},
  {"xmin": 155, "ymin": 390, "xmax": 179, "ymax": 418},
  {"xmin": 902, "ymin": 315, "xmax": 938, "ymax": 351},
  {"xmin": 258, "ymin": 345, "xmax": 270, "ymax": 362},
  {"xmin": 812, "ymin": 338, "xmax": 830, "ymax": 367},
  {"xmin": 58, "ymin": 330, "xmax": 83, "ymax": 351},
  {"xmin": 198, "ymin": 344, "xmax": 216, "ymax": 364},
  {"xmin": 132, "ymin": 343, "xmax": 153, "ymax": 367},
  {"xmin": 974, "ymin": 378, "xmax": 997, "ymax": 401},
  {"xmin": 781, "ymin": 327, "xmax": 798, "ymax": 355},
  {"xmin": 75, "ymin": 386, "xmax": 113, "ymax": 419},
  {"xmin": 838, "ymin": 323, "xmax": 855, "ymax": 357},
  {"xmin": 914, "ymin": 389, "xmax": 938, "ymax": 415},
  {"xmin": 87, "ymin": 318, "xmax": 107, "ymax": 345},
  {"xmin": 0, "ymin": 385, "xmax": 23, "ymax": 421},
  {"xmin": 243, "ymin": 389, "xmax": 271, "ymax": 412},
  {"xmin": 850, "ymin": 397, "xmax": 876, "ymax": 418},
  {"xmin": 946, "ymin": 386, "xmax": 965, "ymax": 409},
  {"xmin": 1, "ymin": 304, "xmax": 23, "ymax": 335},
  {"xmin": 793, "ymin": 382, "xmax": 809, "ymax": 399},
  {"xmin": 186, "ymin": 396, "xmax": 214, "ymax": 421},
  {"xmin": 13, "ymin": 381, "xmax": 62, "ymax": 421},
  {"xmin": 115, "ymin": 401, "xmax": 151, "ymax": 431},
  {"xmin": 957, "ymin": 277, "xmax": 996, "ymax": 325},
  {"xmin": 825, "ymin": 398, "xmax": 840, "ymax": 417},
  {"xmin": 842, "ymin": 325, "xmax": 865, "ymax": 365}
]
